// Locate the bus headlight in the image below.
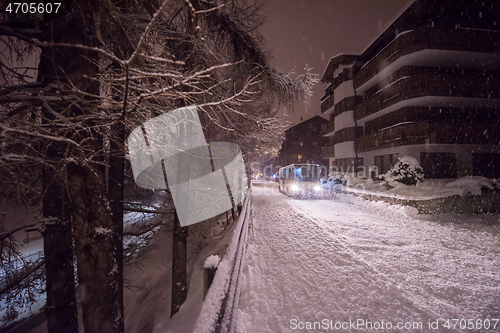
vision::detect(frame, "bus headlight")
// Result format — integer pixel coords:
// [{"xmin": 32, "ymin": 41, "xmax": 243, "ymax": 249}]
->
[
  {"xmin": 314, "ymin": 185, "xmax": 321, "ymax": 191},
  {"xmin": 291, "ymin": 184, "xmax": 299, "ymax": 191}
]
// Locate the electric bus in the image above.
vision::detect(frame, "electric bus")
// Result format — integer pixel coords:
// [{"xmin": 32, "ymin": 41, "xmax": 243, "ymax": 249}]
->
[{"xmin": 278, "ymin": 163, "xmax": 324, "ymax": 198}]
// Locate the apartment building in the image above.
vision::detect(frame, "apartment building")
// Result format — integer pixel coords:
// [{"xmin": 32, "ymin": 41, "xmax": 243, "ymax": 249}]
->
[
  {"xmin": 277, "ymin": 116, "xmax": 328, "ymax": 168},
  {"xmin": 320, "ymin": 0, "xmax": 500, "ymax": 179}
]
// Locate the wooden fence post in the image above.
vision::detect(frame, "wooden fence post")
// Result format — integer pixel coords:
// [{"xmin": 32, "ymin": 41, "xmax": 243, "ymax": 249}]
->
[{"xmin": 203, "ymin": 255, "xmax": 220, "ymax": 300}]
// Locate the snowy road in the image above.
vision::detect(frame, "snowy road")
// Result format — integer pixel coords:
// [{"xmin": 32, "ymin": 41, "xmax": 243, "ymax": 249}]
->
[{"xmin": 236, "ymin": 182, "xmax": 500, "ymax": 332}]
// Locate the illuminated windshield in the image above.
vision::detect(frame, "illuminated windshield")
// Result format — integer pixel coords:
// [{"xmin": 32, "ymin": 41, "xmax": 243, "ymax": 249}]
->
[{"xmin": 293, "ymin": 165, "xmax": 320, "ymax": 181}]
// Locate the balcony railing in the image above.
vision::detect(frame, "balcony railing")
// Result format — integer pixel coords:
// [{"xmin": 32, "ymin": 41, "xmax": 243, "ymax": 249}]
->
[
  {"xmin": 354, "ymin": 27, "xmax": 500, "ymax": 90},
  {"xmin": 333, "ymin": 96, "xmax": 362, "ymax": 117},
  {"xmin": 430, "ymin": 123, "xmax": 500, "ymax": 145},
  {"xmin": 354, "ymin": 74, "xmax": 500, "ymax": 121},
  {"xmin": 355, "ymin": 122, "xmax": 430, "ymax": 152},
  {"xmin": 332, "ymin": 67, "xmax": 353, "ymax": 91},
  {"xmin": 321, "ymin": 145, "xmax": 335, "ymax": 158},
  {"xmin": 321, "ymin": 119, "xmax": 335, "ymax": 136},
  {"xmin": 320, "ymin": 93, "xmax": 335, "ymax": 114},
  {"xmin": 355, "ymin": 122, "xmax": 500, "ymax": 152}
]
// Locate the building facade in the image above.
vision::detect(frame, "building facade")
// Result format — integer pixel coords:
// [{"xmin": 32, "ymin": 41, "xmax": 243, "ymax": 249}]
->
[
  {"xmin": 277, "ymin": 116, "xmax": 328, "ymax": 168},
  {"xmin": 321, "ymin": 0, "xmax": 500, "ymax": 178}
]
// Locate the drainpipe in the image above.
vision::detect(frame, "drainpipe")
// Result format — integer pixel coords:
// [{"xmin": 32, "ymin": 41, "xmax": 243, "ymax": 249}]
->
[{"xmin": 355, "ymin": 120, "xmax": 359, "ymax": 178}]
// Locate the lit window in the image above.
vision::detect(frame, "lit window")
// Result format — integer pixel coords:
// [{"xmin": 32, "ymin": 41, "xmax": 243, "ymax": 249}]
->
[{"xmin": 298, "ymin": 154, "xmax": 302, "ymax": 162}]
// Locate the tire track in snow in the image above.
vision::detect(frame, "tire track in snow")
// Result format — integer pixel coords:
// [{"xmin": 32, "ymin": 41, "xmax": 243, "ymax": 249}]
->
[
  {"xmin": 288, "ymin": 199, "xmax": 445, "ymax": 321},
  {"xmin": 237, "ymin": 183, "xmax": 455, "ymax": 333},
  {"xmin": 289, "ymin": 195, "xmax": 499, "ymax": 333}
]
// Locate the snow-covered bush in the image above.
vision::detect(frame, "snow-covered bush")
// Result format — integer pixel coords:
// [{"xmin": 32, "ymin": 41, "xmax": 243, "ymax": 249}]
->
[
  {"xmin": 321, "ymin": 172, "xmax": 347, "ymax": 190},
  {"xmin": 445, "ymin": 177, "xmax": 495, "ymax": 196},
  {"xmin": 381, "ymin": 156, "xmax": 424, "ymax": 186}
]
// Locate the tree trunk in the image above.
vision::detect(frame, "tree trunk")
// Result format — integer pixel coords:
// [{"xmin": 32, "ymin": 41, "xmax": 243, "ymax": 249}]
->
[
  {"xmin": 38, "ymin": 25, "xmax": 78, "ymax": 333},
  {"xmin": 107, "ymin": 121, "xmax": 125, "ymax": 329},
  {"xmin": 42, "ymin": 168, "xmax": 78, "ymax": 333},
  {"xmin": 41, "ymin": 1, "xmax": 124, "ymax": 331},
  {"xmin": 69, "ymin": 164, "xmax": 123, "ymax": 332},
  {"xmin": 171, "ymin": 209, "xmax": 188, "ymax": 317}
]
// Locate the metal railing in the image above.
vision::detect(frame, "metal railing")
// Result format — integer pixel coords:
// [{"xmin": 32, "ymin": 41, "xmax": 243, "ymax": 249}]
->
[
  {"xmin": 355, "ymin": 122, "xmax": 430, "ymax": 152},
  {"xmin": 320, "ymin": 93, "xmax": 335, "ymax": 114},
  {"xmin": 193, "ymin": 189, "xmax": 252, "ymax": 333},
  {"xmin": 354, "ymin": 73, "xmax": 500, "ymax": 121},
  {"xmin": 321, "ymin": 145, "xmax": 335, "ymax": 159},
  {"xmin": 354, "ymin": 27, "xmax": 500, "ymax": 89},
  {"xmin": 321, "ymin": 120, "xmax": 335, "ymax": 136}
]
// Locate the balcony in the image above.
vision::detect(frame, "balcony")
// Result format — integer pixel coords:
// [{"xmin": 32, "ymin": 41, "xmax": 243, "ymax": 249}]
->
[
  {"xmin": 321, "ymin": 119, "xmax": 335, "ymax": 137},
  {"xmin": 355, "ymin": 122, "xmax": 429, "ymax": 152},
  {"xmin": 321, "ymin": 145, "xmax": 335, "ymax": 158},
  {"xmin": 354, "ymin": 74, "xmax": 500, "ymax": 122},
  {"xmin": 354, "ymin": 27, "xmax": 500, "ymax": 90},
  {"xmin": 334, "ymin": 126, "xmax": 359, "ymax": 144},
  {"xmin": 355, "ymin": 122, "xmax": 500, "ymax": 152},
  {"xmin": 332, "ymin": 67, "xmax": 353, "ymax": 91},
  {"xmin": 333, "ymin": 96, "xmax": 362, "ymax": 117},
  {"xmin": 320, "ymin": 93, "xmax": 335, "ymax": 115}
]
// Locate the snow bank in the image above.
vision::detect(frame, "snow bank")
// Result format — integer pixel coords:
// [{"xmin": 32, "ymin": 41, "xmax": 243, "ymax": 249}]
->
[
  {"xmin": 342, "ymin": 176, "xmax": 498, "ymax": 201},
  {"xmin": 444, "ymin": 176, "xmax": 494, "ymax": 196},
  {"xmin": 203, "ymin": 255, "xmax": 220, "ymax": 269},
  {"xmin": 193, "ymin": 194, "xmax": 251, "ymax": 333},
  {"xmin": 344, "ymin": 195, "xmax": 420, "ymax": 219},
  {"xmin": 123, "ymin": 212, "xmax": 232, "ymax": 332}
]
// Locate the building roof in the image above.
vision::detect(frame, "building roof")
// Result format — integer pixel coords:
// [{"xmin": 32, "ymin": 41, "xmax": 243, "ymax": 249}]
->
[
  {"xmin": 359, "ymin": 0, "xmax": 417, "ymax": 58},
  {"xmin": 320, "ymin": 0, "xmax": 416, "ymax": 84},
  {"xmin": 320, "ymin": 53, "xmax": 359, "ymax": 83},
  {"xmin": 287, "ymin": 115, "xmax": 327, "ymax": 130},
  {"xmin": 354, "ymin": 0, "xmax": 500, "ymax": 69}
]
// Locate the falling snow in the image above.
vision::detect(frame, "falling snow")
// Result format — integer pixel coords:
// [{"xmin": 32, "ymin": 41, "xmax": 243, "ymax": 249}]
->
[{"xmin": 237, "ymin": 182, "xmax": 500, "ymax": 332}]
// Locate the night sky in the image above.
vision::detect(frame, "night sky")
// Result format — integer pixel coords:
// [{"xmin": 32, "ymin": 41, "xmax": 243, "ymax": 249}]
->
[{"xmin": 262, "ymin": 0, "xmax": 410, "ymax": 126}]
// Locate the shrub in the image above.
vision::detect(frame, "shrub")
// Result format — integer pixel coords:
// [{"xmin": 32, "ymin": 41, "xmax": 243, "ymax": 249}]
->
[{"xmin": 381, "ymin": 156, "xmax": 424, "ymax": 186}]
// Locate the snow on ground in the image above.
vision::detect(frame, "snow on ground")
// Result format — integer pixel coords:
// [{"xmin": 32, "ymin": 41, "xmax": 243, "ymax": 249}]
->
[
  {"xmin": 122, "ymin": 229, "xmax": 173, "ymax": 333},
  {"xmin": 0, "ymin": 199, "xmax": 161, "ymax": 328},
  {"xmin": 336, "ymin": 176, "xmax": 499, "ymax": 200},
  {"xmin": 0, "ymin": 199, "xmax": 45, "ymax": 327},
  {"xmin": 237, "ymin": 182, "xmax": 500, "ymax": 332},
  {"xmin": 123, "ymin": 214, "xmax": 236, "ymax": 333}
]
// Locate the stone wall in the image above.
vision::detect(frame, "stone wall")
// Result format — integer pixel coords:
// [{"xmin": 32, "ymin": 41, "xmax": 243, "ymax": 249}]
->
[{"xmin": 346, "ymin": 189, "xmax": 500, "ymax": 214}]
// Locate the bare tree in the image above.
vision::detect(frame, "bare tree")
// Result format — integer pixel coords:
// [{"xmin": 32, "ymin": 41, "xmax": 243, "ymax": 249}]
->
[{"xmin": 0, "ymin": 0, "xmax": 317, "ymax": 330}]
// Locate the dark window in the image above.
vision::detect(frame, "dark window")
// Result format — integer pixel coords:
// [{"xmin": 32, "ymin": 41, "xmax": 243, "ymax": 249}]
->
[
  {"xmin": 374, "ymin": 154, "xmax": 399, "ymax": 175},
  {"xmin": 420, "ymin": 152, "xmax": 457, "ymax": 179},
  {"xmin": 473, "ymin": 153, "xmax": 500, "ymax": 178}
]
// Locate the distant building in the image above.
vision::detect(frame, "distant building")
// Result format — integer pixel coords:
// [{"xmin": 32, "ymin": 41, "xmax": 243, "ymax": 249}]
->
[
  {"xmin": 320, "ymin": 0, "xmax": 500, "ymax": 179},
  {"xmin": 277, "ymin": 116, "xmax": 328, "ymax": 169}
]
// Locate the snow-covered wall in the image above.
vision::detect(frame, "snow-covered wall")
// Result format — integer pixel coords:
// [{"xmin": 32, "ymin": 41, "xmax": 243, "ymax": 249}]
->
[
  {"xmin": 334, "ymin": 80, "xmax": 354, "ymax": 105},
  {"xmin": 334, "ymin": 141, "xmax": 356, "ymax": 159},
  {"xmin": 334, "ymin": 110, "xmax": 355, "ymax": 132}
]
